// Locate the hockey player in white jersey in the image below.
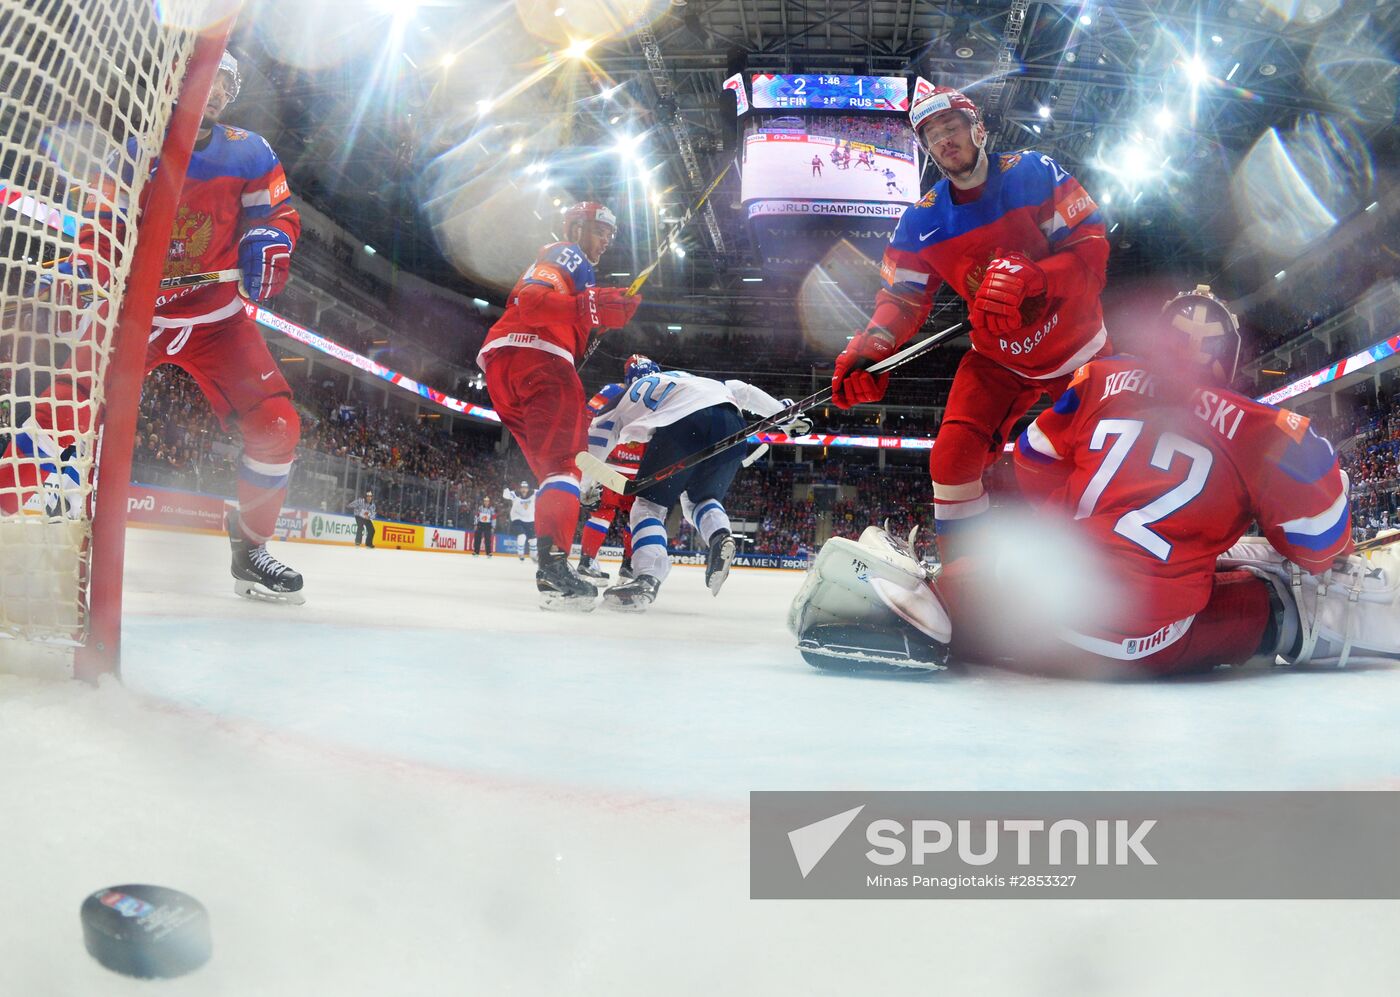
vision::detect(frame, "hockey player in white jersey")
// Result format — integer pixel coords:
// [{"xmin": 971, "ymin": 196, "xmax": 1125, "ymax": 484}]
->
[
  {"xmin": 585, "ymin": 355, "xmax": 811, "ymax": 611},
  {"xmin": 502, "ymin": 481, "xmax": 537, "ymax": 561}
]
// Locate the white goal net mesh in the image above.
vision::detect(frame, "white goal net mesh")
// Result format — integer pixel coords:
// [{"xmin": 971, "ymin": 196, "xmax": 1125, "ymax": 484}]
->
[{"xmin": 1, "ymin": 1, "xmax": 213, "ymax": 646}]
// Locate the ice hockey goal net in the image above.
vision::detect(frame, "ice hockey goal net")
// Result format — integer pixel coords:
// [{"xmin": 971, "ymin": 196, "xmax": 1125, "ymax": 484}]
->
[{"xmin": 1, "ymin": 2, "xmax": 234, "ymax": 677}]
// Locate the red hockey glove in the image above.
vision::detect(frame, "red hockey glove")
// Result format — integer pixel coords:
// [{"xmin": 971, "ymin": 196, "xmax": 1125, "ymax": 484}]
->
[
  {"xmin": 970, "ymin": 251, "xmax": 1048, "ymax": 335},
  {"xmin": 831, "ymin": 329, "xmax": 896, "ymax": 409},
  {"xmin": 578, "ymin": 287, "xmax": 641, "ymax": 331},
  {"xmin": 238, "ymin": 226, "xmax": 293, "ymax": 301}
]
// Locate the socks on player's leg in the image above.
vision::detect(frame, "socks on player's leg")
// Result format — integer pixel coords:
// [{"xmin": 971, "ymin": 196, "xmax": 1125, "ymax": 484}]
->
[{"xmin": 535, "ymin": 474, "xmax": 581, "ymax": 561}]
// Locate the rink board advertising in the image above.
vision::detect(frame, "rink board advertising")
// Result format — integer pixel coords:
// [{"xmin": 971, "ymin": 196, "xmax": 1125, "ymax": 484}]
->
[{"xmin": 751, "ymin": 791, "xmax": 1400, "ymax": 899}]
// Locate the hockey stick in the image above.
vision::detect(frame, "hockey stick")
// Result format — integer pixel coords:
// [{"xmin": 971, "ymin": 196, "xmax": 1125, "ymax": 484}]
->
[
  {"xmin": 576, "ymin": 161, "xmax": 734, "ymax": 372},
  {"xmin": 742, "ymin": 443, "xmax": 769, "ymax": 468},
  {"xmin": 160, "ymin": 268, "xmax": 241, "ymax": 290},
  {"xmin": 2, "ymin": 268, "xmax": 240, "ymax": 321},
  {"xmin": 577, "ymin": 321, "xmax": 965, "ymax": 495},
  {"xmin": 1354, "ymin": 530, "xmax": 1400, "ymax": 555}
]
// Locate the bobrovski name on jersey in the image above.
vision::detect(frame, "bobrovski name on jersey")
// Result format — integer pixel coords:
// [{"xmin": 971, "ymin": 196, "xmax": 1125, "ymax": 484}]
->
[{"xmin": 1098, "ymin": 367, "xmax": 1246, "ymax": 441}]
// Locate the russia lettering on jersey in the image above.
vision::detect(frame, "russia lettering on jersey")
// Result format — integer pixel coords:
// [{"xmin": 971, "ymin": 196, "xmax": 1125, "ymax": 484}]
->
[
  {"xmin": 478, "ymin": 242, "xmax": 598, "ymax": 366},
  {"xmin": 1015, "ymin": 356, "xmax": 1350, "ymax": 631},
  {"xmin": 878, "ymin": 150, "xmax": 1108, "ymax": 379}
]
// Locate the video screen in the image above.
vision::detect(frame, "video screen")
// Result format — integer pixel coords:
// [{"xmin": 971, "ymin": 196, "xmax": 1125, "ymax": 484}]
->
[{"xmin": 739, "ymin": 113, "xmax": 919, "ymax": 213}]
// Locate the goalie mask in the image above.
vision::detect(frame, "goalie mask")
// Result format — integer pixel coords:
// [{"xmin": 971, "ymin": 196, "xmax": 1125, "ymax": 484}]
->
[{"xmin": 1157, "ymin": 284, "xmax": 1241, "ymax": 385}]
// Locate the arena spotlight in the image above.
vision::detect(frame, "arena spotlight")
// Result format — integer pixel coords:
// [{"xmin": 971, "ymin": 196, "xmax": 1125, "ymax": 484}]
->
[
  {"xmin": 1037, "ymin": 105, "xmax": 1051, "ymax": 119},
  {"xmin": 562, "ymin": 38, "xmax": 593, "ymax": 59},
  {"xmin": 1185, "ymin": 55, "xmax": 1210, "ymax": 86},
  {"xmin": 1154, "ymin": 107, "xmax": 1175, "ymax": 130}
]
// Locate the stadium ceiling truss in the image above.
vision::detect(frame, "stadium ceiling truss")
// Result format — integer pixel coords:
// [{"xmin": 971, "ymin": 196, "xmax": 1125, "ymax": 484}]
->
[{"xmin": 243, "ymin": 1, "xmax": 1396, "ymax": 328}]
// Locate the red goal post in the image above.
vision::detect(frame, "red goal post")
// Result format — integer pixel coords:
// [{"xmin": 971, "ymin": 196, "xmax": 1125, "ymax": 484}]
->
[{"xmin": 1, "ymin": 3, "xmax": 239, "ymax": 679}]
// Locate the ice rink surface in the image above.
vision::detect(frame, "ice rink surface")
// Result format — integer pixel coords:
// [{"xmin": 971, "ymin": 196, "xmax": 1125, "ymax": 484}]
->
[{"xmin": 4, "ymin": 527, "xmax": 1400, "ymax": 995}]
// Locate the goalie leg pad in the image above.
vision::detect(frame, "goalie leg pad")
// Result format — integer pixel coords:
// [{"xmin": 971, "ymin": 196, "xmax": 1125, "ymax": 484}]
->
[
  {"xmin": 788, "ymin": 527, "xmax": 952, "ymax": 673},
  {"xmin": 1220, "ymin": 538, "xmax": 1400, "ymax": 667},
  {"xmin": 798, "ymin": 623, "xmax": 948, "ymax": 675}
]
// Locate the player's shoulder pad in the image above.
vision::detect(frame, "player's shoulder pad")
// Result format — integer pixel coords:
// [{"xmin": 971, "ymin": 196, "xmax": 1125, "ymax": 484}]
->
[
  {"xmin": 216, "ymin": 125, "xmax": 282, "ymax": 177},
  {"xmin": 586, "ymin": 382, "xmax": 625, "ymax": 416},
  {"xmin": 537, "ymin": 241, "xmax": 595, "ymax": 284},
  {"xmin": 892, "ymin": 194, "xmax": 943, "ymax": 248},
  {"xmin": 1233, "ymin": 393, "xmax": 1337, "ymax": 485}
]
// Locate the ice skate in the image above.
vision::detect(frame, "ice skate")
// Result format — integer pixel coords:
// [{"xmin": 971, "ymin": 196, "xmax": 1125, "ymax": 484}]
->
[
  {"xmin": 227, "ymin": 511, "xmax": 305, "ymax": 605},
  {"xmin": 576, "ymin": 554, "xmax": 610, "ymax": 580},
  {"xmin": 603, "ymin": 574, "xmax": 660, "ymax": 612},
  {"xmin": 536, "ymin": 544, "xmax": 598, "ymax": 612},
  {"xmin": 617, "ymin": 555, "xmax": 634, "ymax": 580},
  {"xmin": 705, "ymin": 529, "xmax": 736, "ymax": 596}
]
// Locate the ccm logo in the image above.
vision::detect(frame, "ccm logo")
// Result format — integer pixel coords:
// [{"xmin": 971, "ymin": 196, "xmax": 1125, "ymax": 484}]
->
[
  {"xmin": 127, "ymin": 494, "xmax": 155, "ymax": 512},
  {"xmin": 381, "ymin": 525, "xmax": 416, "ymax": 544}
]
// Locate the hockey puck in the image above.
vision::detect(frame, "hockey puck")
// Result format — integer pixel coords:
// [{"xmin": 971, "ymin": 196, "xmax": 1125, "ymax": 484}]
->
[{"xmin": 81, "ymin": 884, "xmax": 211, "ymax": 979}]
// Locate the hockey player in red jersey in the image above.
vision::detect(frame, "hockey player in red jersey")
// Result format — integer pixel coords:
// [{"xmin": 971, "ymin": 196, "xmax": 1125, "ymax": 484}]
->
[
  {"xmin": 476, "ymin": 201, "xmax": 641, "ymax": 609},
  {"xmin": 830, "ymin": 79, "xmax": 1110, "ymax": 562},
  {"xmin": 941, "ymin": 286, "xmax": 1370, "ymax": 675},
  {"xmin": 576, "ymin": 382, "xmax": 643, "ymax": 582},
  {"xmin": 0, "ymin": 51, "xmax": 306, "ymax": 603},
  {"xmin": 793, "ymin": 286, "xmax": 1400, "ymax": 677}
]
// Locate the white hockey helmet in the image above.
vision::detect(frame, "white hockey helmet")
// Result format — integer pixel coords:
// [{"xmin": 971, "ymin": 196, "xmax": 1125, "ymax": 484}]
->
[{"xmin": 216, "ymin": 51, "xmax": 241, "ymax": 103}]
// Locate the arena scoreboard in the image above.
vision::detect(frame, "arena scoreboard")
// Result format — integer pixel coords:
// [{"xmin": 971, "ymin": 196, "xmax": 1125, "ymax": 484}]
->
[{"xmin": 750, "ymin": 74, "xmax": 908, "ymax": 113}]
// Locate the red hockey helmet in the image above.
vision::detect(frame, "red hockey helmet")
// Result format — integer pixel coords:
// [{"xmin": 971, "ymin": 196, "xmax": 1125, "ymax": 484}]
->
[
  {"xmin": 1157, "ymin": 284, "xmax": 1241, "ymax": 384},
  {"xmin": 909, "ymin": 79, "xmax": 981, "ymax": 137},
  {"xmin": 563, "ymin": 201, "xmax": 617, "ymax": 239}
]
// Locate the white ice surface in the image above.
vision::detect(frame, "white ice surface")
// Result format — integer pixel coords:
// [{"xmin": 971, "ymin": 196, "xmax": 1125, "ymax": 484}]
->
[{"xmin": 3, "ymin": 527, "xmax": 1399, "ymax": 995}]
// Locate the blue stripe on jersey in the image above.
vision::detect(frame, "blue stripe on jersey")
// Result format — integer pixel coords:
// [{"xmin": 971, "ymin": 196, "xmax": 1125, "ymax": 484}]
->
[
  {"xmin": 185, "ymin": 127, "xmax": 279, "ymax": 181},
  {"xmin": 636, "ymin": 517, "xmax": 664, "ymax": 533},
  {"xmin": 539, "ymin": 242, "xmax": 597, "ymax": 289},
  {"xmin": 1016, "ymin": 432, "xmax": 1056, "ymax": 464},
  {"xmin": 891, "ymin": 153, "xmax": 1057, "ymax": 252},
  {"xmin": 584, "ymin": 520, "xmax": 608, "ymax": 534},
  {"xmin": 1275, "ymin": 430, "xmax": 1337, "ymax": 486},
  {"xmin": 238, "ymin": 463, "xmax": 288, "ymax": 490},
  {"xmin": 695, "ymin": 500, "xmax": 722, "ymax": 521},
  {"xmin": 1050, "ymin": 386, "xmax": 1081, "ymax": 415},
  {"xmin": 587, "ymin": 434, "xmax": 609, "ymax": 447},
  {"xmin": 1284, "ymin": 514, "xmax": 1349, "ymax": 552},
  {"xmin": 1047, "ymin": 210, "xmax": 1103, "ymax": 245},
  {"xmin": 539, "ymin": 479, "xmax": 580, "ymax": 497},
  {"xmin": 634, "ymin": 534, "xmax": 667, "ymax": 550}
]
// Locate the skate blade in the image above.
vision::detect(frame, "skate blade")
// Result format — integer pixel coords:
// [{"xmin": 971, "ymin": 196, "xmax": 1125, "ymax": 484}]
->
[
  {"xmin": 234, "ymin": 579, "xmax": 307, "ymax": 606},
  {"xmin": 707, "ymin": 538, "xmax": 737, "ymax": 596},
  {"xmin": 602, "ymin": 594, "xmax": 651, "ymax": 613},
  {"xmin": 538, "ymin": 591, "xmax": 598, "ymax": 613}
]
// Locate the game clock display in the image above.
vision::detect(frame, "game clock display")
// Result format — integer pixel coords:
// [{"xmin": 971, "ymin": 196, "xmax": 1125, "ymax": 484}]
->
[{"xmin": 750, "ymin": 74, "xmax": 908, "ymax": 112}]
